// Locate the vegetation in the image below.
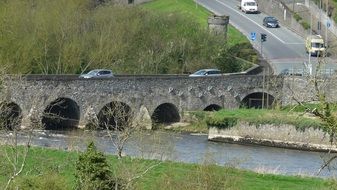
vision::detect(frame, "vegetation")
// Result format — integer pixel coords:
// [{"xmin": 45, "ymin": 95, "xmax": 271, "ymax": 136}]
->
[
  {"xmin": 301, "ymin": 21, "xmax": 311, "ymax": 30},
  {"xmin": 0, "ymin": 146, "xmax": 331, "ymax": 190},
  {"xmin": 75, "ymin": 142, "xmax": 124, "ymax": 190},
  {"xmin": 0, "ymin": 0, "xmax": 255, "ymax": 75},
  {"xmin": 207, "ymin": 108, "xmax": 324, "ymax": 131},
  {"xmin": 167, "ymin": 108, "xmax": 325, "ymax": 133},
  {"xmin": 142, "ymin": 0, "xmax": 249, "ymax": 46}
]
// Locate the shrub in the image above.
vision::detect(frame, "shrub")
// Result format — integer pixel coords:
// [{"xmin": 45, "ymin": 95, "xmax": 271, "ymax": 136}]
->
[
  {"xmin": 301, "ymin": 21, "xmax": 311, "ymax": 30},
  {"xmin": 206, "ymin": 116, "xmax": 238, "ymax": 129},
  {"xmin": 293, "ymin": 13, "xmax": 302, "ymax": 22},
  {"xmin": 213, "ymin": 42, "xmax": 257, "ymax": 73},
  {"xmin": 75, "ymin": 142, "xmax": 125, "ymax": 190}
]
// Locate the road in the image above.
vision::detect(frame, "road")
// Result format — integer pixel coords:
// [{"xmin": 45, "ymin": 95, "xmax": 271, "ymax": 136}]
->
[{"xmin": 196, "ymin": 0, "xmax": 337, "ymax": 75}]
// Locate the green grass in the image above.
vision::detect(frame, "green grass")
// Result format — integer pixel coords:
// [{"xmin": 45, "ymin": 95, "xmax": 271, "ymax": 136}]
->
[
  {"xmin": 0, "ymin": 146, "xmax": 331, "ymax": 189},
  {"xmin": 208, "ymin": 108, "xmax": 324, "ymax": 130},
  {"xmin": 171, "ymin": 108, "xmax": 324, "ymax": 133},
  {"xmin": 142, "ymin": 0, "xmax": 249, "ymax": 46}
]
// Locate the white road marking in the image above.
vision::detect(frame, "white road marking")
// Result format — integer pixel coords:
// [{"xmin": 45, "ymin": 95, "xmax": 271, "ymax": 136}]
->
[{"xmin": 213, "ymin": 0, "xmax": 300, "ymax": 45}]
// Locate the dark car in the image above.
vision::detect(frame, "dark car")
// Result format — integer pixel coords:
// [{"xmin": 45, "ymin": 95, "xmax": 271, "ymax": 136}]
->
[
  {"xmin": 263, "ymin": 16, "xmax": 279, "ymax": 28},
  {"xmin": 79, "ymin": 69, "xmax": 114, "ymax": 78}
]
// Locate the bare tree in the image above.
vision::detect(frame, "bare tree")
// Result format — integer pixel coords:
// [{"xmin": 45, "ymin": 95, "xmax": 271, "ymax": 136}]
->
[
  {"xmin": 284, "ymin": 50, "xmax": 337, "ymax": 175},
  {"xmin": 0, "ymin": 75, "xmax": 45, "ymax": 190}
]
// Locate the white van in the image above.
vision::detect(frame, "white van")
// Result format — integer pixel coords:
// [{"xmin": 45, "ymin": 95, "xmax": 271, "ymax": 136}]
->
[
  {"xmin": 240, "ymin": 0, "xmax": 258, "ymax": 14},
  {"xmin": 305, "ymin": 35, "xmax": 326, "ymax": 57}
]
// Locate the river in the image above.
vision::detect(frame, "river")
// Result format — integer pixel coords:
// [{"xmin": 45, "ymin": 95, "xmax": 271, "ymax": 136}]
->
[{"xmin": 3, "ymin": 130, "xmax": 337, "ymax": 178}]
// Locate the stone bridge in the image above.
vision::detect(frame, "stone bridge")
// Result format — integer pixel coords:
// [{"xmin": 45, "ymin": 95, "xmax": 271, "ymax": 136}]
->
[{"xmin": 1, "ymin": 74, "xmax": 335, "ymax": 130}]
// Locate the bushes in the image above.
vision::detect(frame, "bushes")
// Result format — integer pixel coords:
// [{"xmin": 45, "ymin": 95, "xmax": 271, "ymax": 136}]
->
[
  {"xmin": 213, "ymin": 42, "xmax": 257, "ymax": 73},
  {"xmin": 205, "ymin": 108, "xmax": 324, "ymax": 131},
  {"xmin": 206, "ymin": 116, "xmax": 238, "ymax": 129},
  {"xmin": 75, "ymin": 142, "xmax": 125, "ymax": 190},
  {"xmin": 300, "ymin": 21, "xmax": 311, "ymax": 30},
  {"xmin": 0, "ymin": 0, "xmax": 244, "ymax": 75}
]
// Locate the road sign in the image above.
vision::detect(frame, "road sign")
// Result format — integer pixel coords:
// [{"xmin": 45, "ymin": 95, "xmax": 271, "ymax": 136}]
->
[{"xmin": 250, "ymin": 32, "xmax": 256, "ymax": 41}]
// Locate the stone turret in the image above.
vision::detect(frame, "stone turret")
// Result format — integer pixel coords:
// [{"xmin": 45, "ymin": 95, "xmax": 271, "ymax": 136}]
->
[{"xmin": 208, "ymin": 15, "xmax": 230, "ymax": 39}]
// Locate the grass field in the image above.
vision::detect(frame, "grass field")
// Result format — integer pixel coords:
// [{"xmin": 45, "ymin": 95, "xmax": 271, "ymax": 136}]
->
[
  {"xmin": 0, "ymin": 146, "xmax": 331, "ymax": 189},
  {"xmin": 142, "ymin": 0, "xmax": 249, "ymax": 46}
]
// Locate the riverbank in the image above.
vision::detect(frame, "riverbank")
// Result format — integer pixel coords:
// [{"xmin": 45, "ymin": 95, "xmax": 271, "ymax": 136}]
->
[
  {"xmin": 0, "ymin": 146, "xmax": 331, "ymax": 189},
  {"xmin": 160, "ymin": 108, "xmax": 336, "ymax": 152}
]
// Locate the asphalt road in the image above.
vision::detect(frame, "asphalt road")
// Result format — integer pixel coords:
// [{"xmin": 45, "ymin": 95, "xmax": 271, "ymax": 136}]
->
[{"xmin": 196, "ymin": 0, "xmax": 337, "ymax": 75}]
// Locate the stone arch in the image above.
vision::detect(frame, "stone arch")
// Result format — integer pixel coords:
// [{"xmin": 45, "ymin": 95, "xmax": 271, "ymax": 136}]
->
[
  {"xmin": 241, "ymin": 92, "xmax": 275, "ymax": 109},
  {"xmin": 151, "ymin": 103, "xmax": 180, "ymax": 124},
  {"xmin": 0, "ymin": 101, "xmax": 22, "ymax": 130},
  {"xmin": 97, "ymin": 101, "xmax": 132, "ymax": 130},
  {"xmin": 203, "ymin": 104, "xmax": 222, "ymax": 111},
  {"xmin": 42, "ymin": 97, "xmax": 80, "ymax": 130}
]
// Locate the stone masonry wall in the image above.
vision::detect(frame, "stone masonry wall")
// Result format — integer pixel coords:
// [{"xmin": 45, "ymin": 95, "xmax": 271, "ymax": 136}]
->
[{"xmin": 3, "ymin": 75, "xmax": 282, "ymax": 128}]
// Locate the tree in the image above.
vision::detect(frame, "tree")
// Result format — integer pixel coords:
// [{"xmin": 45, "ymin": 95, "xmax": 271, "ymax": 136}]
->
[
  {"xmin": 284, "ymin": 51, "xmax": 337, "ymax": 176},
  {"xmin": 75, "ymin": 142, "xmax": 125, "ymax": 190},
  {"xmin": 0, "ymin": 74, "xmax": 42, "ymax": 190},
  {"xmin": 87, "ymin": 102, "xmax": 162, "ymax": 188},
  {"xmin": 213, "ymin": 42, "xmax": 257, "ymax": 73}
]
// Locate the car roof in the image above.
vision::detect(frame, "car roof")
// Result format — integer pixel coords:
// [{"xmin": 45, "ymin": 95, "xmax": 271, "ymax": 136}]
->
[
  {"xmin": 89, "ymin": 69, "xmax": 112, "ymax": 72},
  {"xmin": 198, "ymin": 69, "xmax": 220, "ymax": 72}
]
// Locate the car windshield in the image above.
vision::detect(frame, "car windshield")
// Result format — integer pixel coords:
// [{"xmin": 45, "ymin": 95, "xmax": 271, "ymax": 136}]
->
[
  {"xmin": 87, "ymin": 70, "xmax": 98, "ymax": 75},
  {"xmin": 267, "ymin": 17, "xmax": 277, "ymax": 22},
  {"xmin": 312, "ymin": 43, "xmax": 324, "ymax": 48},
  {"xmin": 246, "ymin": 2, "xmax": 256, "ymax": 6},
  {"xmin": 193, "ymin": 70, "xmax": 207, "ymax": 75}
]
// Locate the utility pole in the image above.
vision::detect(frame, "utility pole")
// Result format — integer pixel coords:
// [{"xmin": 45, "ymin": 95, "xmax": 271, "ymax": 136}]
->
[
  {"xmin": 319, "ymin": 0, "xmax": 322, "ymax": 35},
  {"xmin": 262, "ymin": 68, "xmax": 265, "ymax": 109},
  {"xmin": 325, "ymin": 0, "xmax": 329, "ymax": 50}
]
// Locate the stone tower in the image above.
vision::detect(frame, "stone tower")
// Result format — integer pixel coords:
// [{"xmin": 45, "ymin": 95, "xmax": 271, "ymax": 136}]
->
[{"xmin": 208, "ymin": 15, "xmax": 230, "ymax": 39}]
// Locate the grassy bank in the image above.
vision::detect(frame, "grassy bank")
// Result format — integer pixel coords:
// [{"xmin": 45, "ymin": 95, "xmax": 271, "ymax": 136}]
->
[
  {"xmin": 142, "ymin": 0, "xmax": 248, "ymax": 47},
  {"xmin": 0, "ymin": 146, "xmax": 331, "ymax": 189},
  {"xmin": 165, "ymin": 108, "xmax": 324, "ymax": 134}
]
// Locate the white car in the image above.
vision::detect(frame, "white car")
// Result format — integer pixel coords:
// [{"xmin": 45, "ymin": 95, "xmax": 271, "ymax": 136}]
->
[
  {"xmin": 79, "ymin": 69, "xmax": 114, "ymax": 79},
  {"xmin": 189, "ymin": 69, "xmax": 222, "ymax": 77}
]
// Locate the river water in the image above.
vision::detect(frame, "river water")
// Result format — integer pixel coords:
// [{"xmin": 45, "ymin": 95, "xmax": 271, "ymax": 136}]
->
[{"xmin": 4, "ymin": 130, "xmax": 337, "ymax": 178}]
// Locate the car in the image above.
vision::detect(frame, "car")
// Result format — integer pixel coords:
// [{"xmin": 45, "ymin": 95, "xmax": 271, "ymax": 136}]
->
[
  {"xmin": 189, "ymin": 69, "xmax": 222, "ymax": 77},
  {"xmin": 263, "ymin": 16, "xmax": 279, "ymax": 28},
  {"xmin": 79, "ymin": 69, "xmax": 114, "ymax": 78}
]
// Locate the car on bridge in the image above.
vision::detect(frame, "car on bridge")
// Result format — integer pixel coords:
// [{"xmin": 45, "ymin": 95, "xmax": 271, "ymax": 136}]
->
[
  {"xmin": 79, "ymin": 69, "xmax": 114, "ymax": 79},
  {"xmin": 189, "ymin": 69, "xmax": 222, "ymax": 77},
  {"xmin": 263, "ymin": 16, "xmax": 279, "ymax": 28}
]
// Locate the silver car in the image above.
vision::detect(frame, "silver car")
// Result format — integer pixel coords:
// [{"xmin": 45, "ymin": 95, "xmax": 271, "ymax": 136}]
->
[
  {"xmin": 79, "ymin": 69, "xmax": 114, "ymax": 79},
  {"xmin": 189, "ymin": 69, "xmax": 222, "ymax": 77}
]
